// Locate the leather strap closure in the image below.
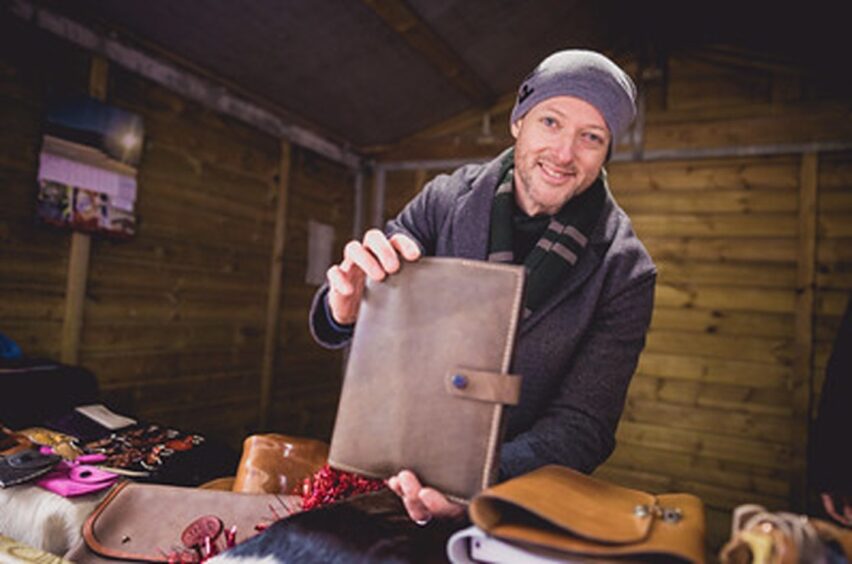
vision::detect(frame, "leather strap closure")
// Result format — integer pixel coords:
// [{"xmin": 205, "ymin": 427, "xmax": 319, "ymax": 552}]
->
[{"xmin": 444, "ymin": 368, "xmax": 521, "ymax": 405}]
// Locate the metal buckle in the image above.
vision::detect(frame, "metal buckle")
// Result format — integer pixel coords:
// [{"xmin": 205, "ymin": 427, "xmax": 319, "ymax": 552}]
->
[{"xmin": 633, "ymin": 504, "xmax": 683, "ymax": 523}]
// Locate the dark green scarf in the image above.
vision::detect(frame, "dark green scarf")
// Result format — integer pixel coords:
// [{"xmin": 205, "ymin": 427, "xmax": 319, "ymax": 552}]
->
[{"xmin": 488, "ymin": 150, "xmax": 606, "ymax": 318}]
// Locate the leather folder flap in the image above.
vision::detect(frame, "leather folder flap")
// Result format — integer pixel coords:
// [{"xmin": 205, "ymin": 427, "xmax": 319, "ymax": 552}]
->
[
  {"xmin": 469, "ymin": 465, "xmax": 707, "ymax": 563},
  {"xmin": 77, "ymin": 481, "xmax": 300, "ymax": 562},
  {"xmin": 444, "ymin": 368, "xmax": 521, "ymax": 405},
  {"xmin": 471, "ymin": 465, "xmax": 654, "ymax": 544}
]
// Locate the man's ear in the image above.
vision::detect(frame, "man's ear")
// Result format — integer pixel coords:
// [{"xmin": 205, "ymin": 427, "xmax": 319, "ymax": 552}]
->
[{"xmin": 510, "ymin": 119, "xmax": 522, "ymax": 139}]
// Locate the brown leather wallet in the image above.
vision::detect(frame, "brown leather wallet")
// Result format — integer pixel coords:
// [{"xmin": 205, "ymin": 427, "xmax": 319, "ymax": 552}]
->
[
  {"xmin": 328, "ymin": 257, "xmax": 525, "ymax": 502},
  {"xmin": 469, "ymin": 465, "xmax": 706, "ymax": 563}
]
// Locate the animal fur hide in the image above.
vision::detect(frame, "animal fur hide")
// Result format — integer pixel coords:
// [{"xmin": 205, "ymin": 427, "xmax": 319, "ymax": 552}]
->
[{"xmin": 0, "ymin": 484, "xmax": 104, "ymax": 555}]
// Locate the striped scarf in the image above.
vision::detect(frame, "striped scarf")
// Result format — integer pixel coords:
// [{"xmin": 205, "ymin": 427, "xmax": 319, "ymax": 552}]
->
[{"xmin": 488, "ymin": 152, "xmax": 606, "ymax": 318}]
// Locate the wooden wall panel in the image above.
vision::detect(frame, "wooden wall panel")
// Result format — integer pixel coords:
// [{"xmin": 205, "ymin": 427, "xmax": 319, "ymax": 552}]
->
[
  {"xmin": 606, "ymin": 155, "xmax": 808, "ymax": 550},
  {"xmin": 0, "ymin": 18, "xmax": 90, "ymax": 359},
  {"xmin": 73, "ymin": 66, "xmax": 280, "ymax": 446},
  {"xmin": 0, "ymin": 17, "xmax": 356, "ymax": 452},
  {"xmin": 813, "ymin": 152, "xmax": 852, "ymax": 404},
  {"xmin": 269, "ymin": 146, "xmax": 355, "ymax": 441}
]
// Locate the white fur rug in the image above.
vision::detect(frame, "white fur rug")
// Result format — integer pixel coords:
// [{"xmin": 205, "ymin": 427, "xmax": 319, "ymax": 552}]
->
[
  {"xmin": 0, "ymin": 484, "xmax": 104, "ymax": 556},
  {"xmin": 209, "ymin": 557, "xmax": 283, "ymax": 564}
]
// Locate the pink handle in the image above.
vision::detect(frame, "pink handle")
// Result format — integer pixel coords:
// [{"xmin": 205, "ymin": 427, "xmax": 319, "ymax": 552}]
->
[{"xmin": 69, "ymin": 465, "xmax": 117, "ymax": 484}]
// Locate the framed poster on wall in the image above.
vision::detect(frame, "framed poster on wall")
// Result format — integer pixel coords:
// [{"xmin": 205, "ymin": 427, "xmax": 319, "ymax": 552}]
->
[{"xmin": 35, "ymin": 96, "xmax": 144, "ymax": 238}]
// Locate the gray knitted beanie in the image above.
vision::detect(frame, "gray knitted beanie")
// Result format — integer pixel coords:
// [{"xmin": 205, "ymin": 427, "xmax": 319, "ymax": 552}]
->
[{"xmin": 510, "ymin": 50, "xmax": 637, "ymax": 141}]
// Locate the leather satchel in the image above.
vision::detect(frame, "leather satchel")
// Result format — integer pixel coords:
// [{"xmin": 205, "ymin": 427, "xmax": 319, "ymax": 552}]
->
[
  {"xmin": 328, "ymin": 257, "xmax": 525, "ymax": 502},
  {"xmin": 462, "ymin": 465, "xmax": 706, "ymax": 563},
  {"xmin": 66, "ymin": 481, "xmax": 301, "ymax": 562}
]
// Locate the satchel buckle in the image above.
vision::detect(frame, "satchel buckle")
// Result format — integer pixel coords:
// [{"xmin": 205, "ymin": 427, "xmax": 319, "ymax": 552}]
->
[{"xmin": 633, "ymin": 504, "xmax": 683, "ymax": 523}]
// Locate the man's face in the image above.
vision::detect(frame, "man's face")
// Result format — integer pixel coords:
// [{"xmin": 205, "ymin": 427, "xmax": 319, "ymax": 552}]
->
[{"xmin": 511, "ymin": 96, "xmax": 610, "ymax": 216}]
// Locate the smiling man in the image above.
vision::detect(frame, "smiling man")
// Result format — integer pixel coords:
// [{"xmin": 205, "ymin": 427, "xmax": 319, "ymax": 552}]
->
[{"xmin": 310, "ymin": 50, "xmax": 656, "ymax": 524}]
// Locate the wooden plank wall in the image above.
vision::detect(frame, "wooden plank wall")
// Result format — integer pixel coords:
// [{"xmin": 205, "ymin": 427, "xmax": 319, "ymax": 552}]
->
[
  {"xmin": 270, "ymin": 147, "xmax": 355, "ymax": 440},
  {"xmin": 1, "ymin": 19, "xmax": 91, "ymax": 359},
  {"xmin": 378, "ymin": 52, "xmax": 852, "ymax": 552},
  {"xmin": 0, "ymin": 19, "xmax": 354, "ymax": 450},
  {"xmin": 78, "ymin": 65, "xmax": 282, "ymax": 447}
]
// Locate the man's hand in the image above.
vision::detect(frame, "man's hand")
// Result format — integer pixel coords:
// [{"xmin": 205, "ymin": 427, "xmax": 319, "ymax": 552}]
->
[
  {"xmin": 387, "ymin": 469, "xmax": 465, "ymax": 525},
  {"xmin": 821, "ymin": 493, "xmax": 852, "ymax": 527},
  {"xmin": 325, "ymin": 230, "xmax": 421, "ymax": 325}
]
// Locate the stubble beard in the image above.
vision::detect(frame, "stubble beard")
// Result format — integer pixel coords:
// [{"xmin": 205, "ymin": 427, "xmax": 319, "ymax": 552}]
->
[{"xmin": 515, "ymin": 157, "xmax": 579, "ymax": 216}]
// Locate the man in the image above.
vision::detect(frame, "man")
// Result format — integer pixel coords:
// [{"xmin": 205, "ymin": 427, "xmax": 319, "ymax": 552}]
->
[{"xmin": 310, "ymin": 50, "xmax": 656, "ymax": 523}]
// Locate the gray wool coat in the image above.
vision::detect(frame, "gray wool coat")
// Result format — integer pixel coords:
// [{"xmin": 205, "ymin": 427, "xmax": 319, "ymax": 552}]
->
[{"xmin": 310, "ymin": 148, "xmax": 656, "ymax": 480}]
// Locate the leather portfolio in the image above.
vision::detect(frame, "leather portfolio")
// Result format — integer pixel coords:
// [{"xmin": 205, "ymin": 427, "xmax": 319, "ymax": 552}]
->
[
  {"xmin": 464, "ymin": 465, "xmax": 706, "ymax": 563},
  {"xmin": 66, "ymin": 481, "xmax": 300, "ymax": 562},
  {"xmin": 328, "ymin": 257, "xmax": 525, "ymax": 503}
]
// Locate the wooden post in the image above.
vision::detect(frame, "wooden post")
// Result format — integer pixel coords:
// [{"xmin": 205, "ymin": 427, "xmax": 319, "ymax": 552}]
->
[
  {"xmin": 60, "ymin": 55, "xmax": 108, "ymax": 364},
  {"xmin": 353, "ymin": 168, "xmax": 365, "ymax": 238},
  {"xmin": 371, "ymin": 167, "xmax": 386, "ymax": 228},
  {"xmin": 792, "ymin": 151, "xmax": 818, "ymax": 510},
  {"xmin": 259, "ymin": 140, "xmax": 292, "ymax": 429},
  {"xmin": 413, "ymin": 168, "xmax": 427, "ymax": 197}
]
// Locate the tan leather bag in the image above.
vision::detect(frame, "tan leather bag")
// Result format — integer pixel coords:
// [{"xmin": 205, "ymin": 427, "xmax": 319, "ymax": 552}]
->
[
  {"xmin": 469, "ymin": 465, "xmax": 706, "ymax": 563},
  {"xmin": 329, "ymin": 258, "xmax": 525, "ymax": 502},
  {"xmin": 66, "ymin": 481, "xmax": 300, "ymax": 562},
  {"xmin": 232, "ymin": 433, "xmax": 328, "ymax": 494}
]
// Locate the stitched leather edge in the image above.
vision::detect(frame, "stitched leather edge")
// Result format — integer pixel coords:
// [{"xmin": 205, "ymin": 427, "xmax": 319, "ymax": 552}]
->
[
  {"xmin": 471, "ymin": 260, "xmax": 524, "ymax": 494},
  {"xmin": 82, "ymin": 481, "xmax": 166, "ymax": 562}
]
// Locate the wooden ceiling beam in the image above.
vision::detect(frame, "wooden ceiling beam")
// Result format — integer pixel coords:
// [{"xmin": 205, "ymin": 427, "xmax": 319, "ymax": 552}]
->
[{"xmin": 360, "ymin": 0, "xmax": 495, "ymax": 107}]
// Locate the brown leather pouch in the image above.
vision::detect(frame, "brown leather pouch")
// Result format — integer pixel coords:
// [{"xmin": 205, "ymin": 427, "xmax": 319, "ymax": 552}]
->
[
  {"xmin": 232, "ymin": 433, "xmax": 329, "ymax": 494},
  {"xmin": 468, "ymin": 465, "xmax": 706, "ymax": 563},
  {"xmin": 66, "ymin": 481, "xmax": 300, "ymax": 562},
  {"xmin": 328, "ymin": 257, "xmax": 525, "ymax": 502}
]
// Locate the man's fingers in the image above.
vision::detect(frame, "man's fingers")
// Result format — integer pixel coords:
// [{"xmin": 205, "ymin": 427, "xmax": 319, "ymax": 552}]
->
[
  {"xmin": 392, "ymin": 470, "xmax": 432, "ymax": 523},
  {"xmin": 386, "ymin": 476, "xmax": 403, "ymax": 497},
  {"xmin": 390, "ymin": 233, "xmax": 422, "ymax": 262},
  {"xmin": 344, "ymin": 239, "xmax": 386, "ymax": 281},
  {"xmin": 401, "ymin": 495, "xmax": 430, "ymax": 523},
  {"xmin": 419, "ymin": 488, "xmax": 465, "ymax": 519},
  {"xmin": 363, "ymin": 229, "xmax": 401, "ymax": 274},
  {"xmin": 397, "ymin": 470, "xmax": 422, "ymax": 497},
  {"xmin": 326, "ymin": 265, "xmax": 353, "ymax": 296}
]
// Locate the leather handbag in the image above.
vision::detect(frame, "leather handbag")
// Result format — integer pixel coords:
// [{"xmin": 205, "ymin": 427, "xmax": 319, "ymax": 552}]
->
[
  {"xmin": 232, "ymin": 433, "xmax": 329, "ymax": 494},
  {"xmin": 328, "ymin": 257, "xmax": 525, "ymax": 503},
  {"xmin": 460, "ymin": 465, "xmax": 706, "ymax": 563},
  {"xmin": 65, "ymin": 481, "xmax": 301, "ymax": 562}
]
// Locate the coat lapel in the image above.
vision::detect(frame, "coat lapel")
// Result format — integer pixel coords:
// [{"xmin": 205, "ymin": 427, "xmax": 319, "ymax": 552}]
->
[{"xmin": 450, "ymin": 149, "xmax": 511, "ymax": 260}]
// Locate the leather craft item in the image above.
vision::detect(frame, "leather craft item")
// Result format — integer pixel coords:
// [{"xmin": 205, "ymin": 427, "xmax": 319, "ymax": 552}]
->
[
  {"xmin": 1, "ymin": 424, "xmax": 34, "ymax": 456},
  {"xmin": 719, "ymin": 503, "xmax": 852, "ymax": 563},
  {"xmin": 233, "ymin": 433, "xmax": 329, "ymax": 495},
  {"xmin": 19, "ymin": 427, "xmax": 83, "ymax": 459},
  {"xmin": 37, "ymin": 453, "xmax": 119, "ymax": 497},
  {"xmin": 467, "ymin": 465, "xmax": 706, "ymax": 563},
  {"xmin": 328, "ymin": 257, "xmax": 525, "ymax": 502},
  {"xmin": 67, "ymin": 480, "xmax": 302, "ymax": 562},
  {"xmin": 0, "ymin": 448, "xmax": 61, "ymax": 487}
]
